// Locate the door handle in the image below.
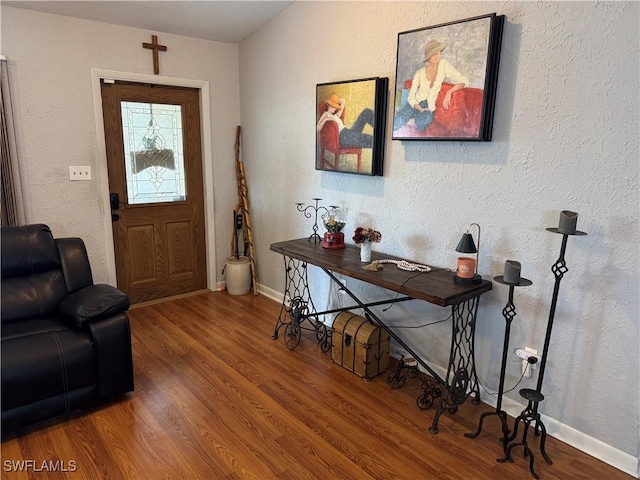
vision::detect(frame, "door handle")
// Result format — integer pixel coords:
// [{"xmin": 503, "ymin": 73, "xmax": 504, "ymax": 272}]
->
[{"xmin": 110, "ymin": 193, "xmax": 120, "ymax": 211}]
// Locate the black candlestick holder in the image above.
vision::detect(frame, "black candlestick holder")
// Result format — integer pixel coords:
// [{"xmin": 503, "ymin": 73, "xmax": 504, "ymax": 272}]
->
[
  {"xmin": 499, "ymin": 223, "xmax": 587, "ymax": 479},
  {"xmin": 465, "ymin": 272, "xmax": 532, "ymax": 459},
  {"xmin": 295, "ymin": 198, "xmax": 337, "ymax": 243}
]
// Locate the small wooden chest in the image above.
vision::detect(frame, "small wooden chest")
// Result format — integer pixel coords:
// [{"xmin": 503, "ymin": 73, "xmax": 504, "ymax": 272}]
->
[{"xmin": 331, "ymin": 311, "xmax": 390, "ymax": 379}]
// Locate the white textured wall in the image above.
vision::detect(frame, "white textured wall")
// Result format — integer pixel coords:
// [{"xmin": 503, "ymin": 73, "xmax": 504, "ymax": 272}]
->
[
  {"xmin": 239, "ymin": 0, "xmax": 639, "ymax": 472},
  {"xmin": 1, "ymin": 6, "xmax": 241, "ymax": 285},
  {"xmin": 1, "ymin": 1, "xmax": 638, "ymax": 474}
]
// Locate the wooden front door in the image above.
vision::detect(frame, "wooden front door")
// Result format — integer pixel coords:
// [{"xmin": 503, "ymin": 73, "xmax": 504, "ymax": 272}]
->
[{"xmin": 101, "ymin": 81, "xmax": 206, "ymax": 304}]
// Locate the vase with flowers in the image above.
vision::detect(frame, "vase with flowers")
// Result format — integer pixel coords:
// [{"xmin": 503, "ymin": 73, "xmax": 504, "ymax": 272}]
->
[
  {"xmin": 321, "ymin": 207, "xmax": 346, "ymax": 249},
  {"xmin": 352, "ymin": 227, "xmax": 381, "ymax": 262}
]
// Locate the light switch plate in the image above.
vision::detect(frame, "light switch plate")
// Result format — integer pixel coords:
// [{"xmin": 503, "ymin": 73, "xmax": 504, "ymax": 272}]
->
[{"xmin": 69, "ymin": 166, "xmax": 92, "ymax": 181}]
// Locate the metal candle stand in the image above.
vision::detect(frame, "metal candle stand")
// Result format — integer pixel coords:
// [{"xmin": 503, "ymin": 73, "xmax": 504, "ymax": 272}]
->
[
  {"xmin": 465, "ymin": 271, "xmax": 532, "ymax": 458},
  {"xmin": 498, "ymin": 224, "xmax": 587, "ymax": 479},
  {"xmin": 295, "ymin": 198, "xmax": 338, "ymax": 243}
]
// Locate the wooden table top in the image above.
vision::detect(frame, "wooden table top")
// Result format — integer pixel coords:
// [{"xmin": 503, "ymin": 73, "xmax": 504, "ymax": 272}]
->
[{"xmin": 271, "ymin": 238, "xmax": 492, "ymax": 307}]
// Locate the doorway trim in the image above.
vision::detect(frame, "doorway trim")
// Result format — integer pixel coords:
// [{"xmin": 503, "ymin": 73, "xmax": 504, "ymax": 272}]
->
[{"xmin": 90, "ymin": 68, "xmax": 216, "ymax": 291}]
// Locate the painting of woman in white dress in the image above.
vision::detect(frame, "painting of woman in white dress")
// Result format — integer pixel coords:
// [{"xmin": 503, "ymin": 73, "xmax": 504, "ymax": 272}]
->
[{"xmin": 392, "ymin": 14, "xmax": 504, "ymax": 140}]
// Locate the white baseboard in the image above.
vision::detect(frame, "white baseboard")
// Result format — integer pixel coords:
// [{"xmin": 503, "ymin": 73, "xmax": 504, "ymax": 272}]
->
[
  {"xmin": 256, "ymin": 287, "xmax": 637, "ymax": 477},
  {"xmin": 216, "ymin": 282, "xmax": 282, "ymax": 302},
  {"xmin": 256, "ymin": 283, "xmax": 283, "ymax": 304}
]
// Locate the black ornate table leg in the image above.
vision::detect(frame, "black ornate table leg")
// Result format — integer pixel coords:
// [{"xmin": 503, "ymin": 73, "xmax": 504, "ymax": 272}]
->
[
  {"xmin": 272, "ymin": 256, "xmax": 326, "ymax": 350},
  {"xmin": 429, "ymin": 297, "xmax": 481, "ymax": 434}
]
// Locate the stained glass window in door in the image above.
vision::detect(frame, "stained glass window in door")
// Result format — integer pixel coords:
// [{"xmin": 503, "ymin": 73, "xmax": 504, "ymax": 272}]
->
[{"xmin": 121, "ymin": 102, "xmax": 186, "ymax": 204}]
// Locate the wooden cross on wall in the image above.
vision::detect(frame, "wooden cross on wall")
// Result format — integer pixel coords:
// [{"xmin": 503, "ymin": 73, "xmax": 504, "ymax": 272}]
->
[{"xmin": 142, "ymin": 35, "xmax": 167, "ymax": 75}]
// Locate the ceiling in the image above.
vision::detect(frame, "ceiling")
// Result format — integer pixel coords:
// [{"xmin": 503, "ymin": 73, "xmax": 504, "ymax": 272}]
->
[{"xmin": 2, "ymin": 1, "xmax": 295, "ymax": 43}]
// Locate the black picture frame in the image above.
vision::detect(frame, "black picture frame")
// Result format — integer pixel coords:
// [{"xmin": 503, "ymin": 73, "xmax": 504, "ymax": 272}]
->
[
  {"xmin": 392, "ymin": 13, "xmax": 504, "ymax": 141},
  {"xmin": 316, "ymin": 77, "xmax": 388, "ymax": 176}
]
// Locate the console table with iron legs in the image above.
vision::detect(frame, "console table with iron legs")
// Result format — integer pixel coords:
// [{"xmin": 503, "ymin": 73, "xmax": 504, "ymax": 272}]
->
[{"xmin": 271, "ymin": 239, "xmax": 492, "ymax": 434}]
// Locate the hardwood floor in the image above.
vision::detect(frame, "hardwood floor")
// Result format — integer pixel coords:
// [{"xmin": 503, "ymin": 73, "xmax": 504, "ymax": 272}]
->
[{"xmin": 1, "ymin": 291, "xmax": 631, "ymax": 479}]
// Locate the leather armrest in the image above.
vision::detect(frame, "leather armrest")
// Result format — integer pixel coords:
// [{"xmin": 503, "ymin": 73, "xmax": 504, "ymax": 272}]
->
[
  {"xmin": 56, "ymin": 237, "xmax": 94, "ymax": 294},
  {"xmin": 59, "ymin": 284, "xmax": 130, "ymax": 329}
]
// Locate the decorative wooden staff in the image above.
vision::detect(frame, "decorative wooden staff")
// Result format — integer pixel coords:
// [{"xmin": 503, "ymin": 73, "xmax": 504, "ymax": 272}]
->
[{"xmin": 234, "ymin": 126, "xmax": 258, "ymax": 295}]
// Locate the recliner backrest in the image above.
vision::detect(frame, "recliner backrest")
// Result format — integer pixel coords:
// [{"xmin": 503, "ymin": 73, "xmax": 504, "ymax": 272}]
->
[{"xmin": 1, "ymin": 224, "xmax": 69, "ymax": 324}]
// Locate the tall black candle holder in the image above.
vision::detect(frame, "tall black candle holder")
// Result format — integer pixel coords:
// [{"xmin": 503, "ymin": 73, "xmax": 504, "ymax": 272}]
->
[
  {"xmin": 499, "ymin": 218, "xmax": 587, "ymax": 479},
  {"xmin": 465, "ymin": 270, "xmax": 532, "ymax": 459},
  {"xmin": 295, "ymin": 198, "xmax": 337, "ymax": 243}
]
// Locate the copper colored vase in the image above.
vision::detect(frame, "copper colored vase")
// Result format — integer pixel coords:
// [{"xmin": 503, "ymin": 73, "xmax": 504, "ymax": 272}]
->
[{"xmin": 457, "ymin": 257, "xmax": 476, "ymax": 278}]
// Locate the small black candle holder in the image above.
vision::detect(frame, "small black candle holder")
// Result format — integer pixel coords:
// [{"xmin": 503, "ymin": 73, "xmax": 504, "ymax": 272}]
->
[
  {"xmin": 295, "ymin": 198, "xmax": 338, "ymax": 243},
  {"xmin": 465, "ymin": 272, "xmax": 532, "ymax": 459}
]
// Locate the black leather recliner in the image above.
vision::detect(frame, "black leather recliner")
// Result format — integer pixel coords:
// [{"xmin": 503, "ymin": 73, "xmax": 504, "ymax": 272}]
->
[{"xmin": 1, "ymin": 224, "xmax": 134, "ymax": 435}]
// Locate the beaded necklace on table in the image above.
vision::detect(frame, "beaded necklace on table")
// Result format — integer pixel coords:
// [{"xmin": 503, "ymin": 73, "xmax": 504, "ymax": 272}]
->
[{"xmin": 377, "ymin": 259, "xmax": 432, "ymax": 273}]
